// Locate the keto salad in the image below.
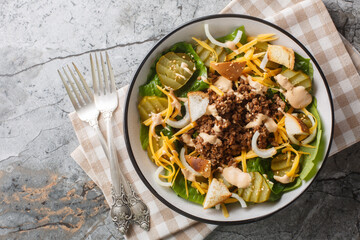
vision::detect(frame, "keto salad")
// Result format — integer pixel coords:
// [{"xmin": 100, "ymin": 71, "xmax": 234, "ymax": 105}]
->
[{"xmin": 137, "ymin": 24, "xmax": 322, "ymax": 217}]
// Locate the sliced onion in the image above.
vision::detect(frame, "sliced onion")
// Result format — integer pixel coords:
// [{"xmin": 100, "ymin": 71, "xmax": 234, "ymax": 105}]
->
[
  {"xmin": 231, "ymin": 193, "xmax": 247, "ymax": 208},
  {"xmin": 259, "ymin": 52, "xmax": 268, "ymax": 70},
  {"xmin": 204, "ymin": 24, "xmax": 230, "ymax": 48},
  {"xmin": 232, "ymin": 29, "xmax": 243, "ymax": 45},
  {"xmin": 166, "ymin": 100, "xmax": 190, "ymax": 128},
  {"xmin": 215, "ymin": 204, "xmax": 221, "ymax": 210},
  {"xmin": 179, "ymin": 148, "xmax": 201, "ymax": 176},
  {"xmin": 301, "ymin": 114, "xmax": 317, "ymax": 145},
  {"xmin": 287, "ymin": 133, "xmax": 300, "ymax": 145},
  {"xmin": 251, "ymin": 131, "xmax": 277, "ymax": 158},
  {"xmin": 154, "ymin": 166, "xmax": 172, "ymax": 187}
]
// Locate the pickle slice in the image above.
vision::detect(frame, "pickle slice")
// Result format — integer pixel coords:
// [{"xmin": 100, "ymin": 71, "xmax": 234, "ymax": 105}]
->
[
  {"xmin": 156, "ymin": 52, "xmax": 195, "ymax": 90},
  {"xmin": 147, "ymin": 136, "xmax": 164, "ymax": 161},
  {"xmin": 281, "ymin": 69, "xmax": 312, "ymax": 91},
  {"xmin": 254, "ymin": 41, "xmax": 268, "ymax": 53},
  {"xmin": 196, "ymin": 39, "xmax": 226, "ymax": 67},
  {"xmin": 237, "ymin": 172, "xmax": 271, "ymax": 203},
  {"xmin": 138, "ymin": 96, "xmax": 168, "ymax": 121},
  {"xmin": 271, "ymin": 153, "xmax": 299, "ymax": 178}
]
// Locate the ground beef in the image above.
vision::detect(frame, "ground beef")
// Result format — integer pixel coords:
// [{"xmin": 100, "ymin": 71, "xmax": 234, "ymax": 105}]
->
[{"xmin": 187, "ymin": 78, "xmax": 286, "ymax": 168}]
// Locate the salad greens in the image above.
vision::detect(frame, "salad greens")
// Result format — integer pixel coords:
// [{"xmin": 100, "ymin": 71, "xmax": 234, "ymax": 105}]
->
[
  {"xmin": 139, "ymin": 42, "xmax": 209, "ymax": 98},
  {"xmin": 137, "ymin": 25, "xmax": 324, "ymax": 213},
  {"xmin": 217, "ymin": 26, "xmax": 247, "ymax": 45},
  {"xmin": 294, "ymin": 52, "xmax": 314, "ymax": 79},
  {"xmin": 171, "ymin": 167, "xmax": 205, "ymax": 204}
]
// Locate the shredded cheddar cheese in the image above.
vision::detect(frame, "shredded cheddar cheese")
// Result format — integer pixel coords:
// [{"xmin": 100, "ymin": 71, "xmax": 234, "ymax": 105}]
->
[
  {"xmin": 241, "ymin": 150, "xmax": 247, "ymax": 172},
  {"xmin": 191, "ymin": 181, "xmax": 206, "ymax": 195},
  {"xmin": 174, "ymin": 122, "xmax": 197, "ymax": 136},
  {"xmin": 192, "ymin": 37, "xmax": 218, "ymax": 62},
  {"xmin": 221, "ymin": 203, "xmax": 229, "ymax": 218},
  {"xmin": 210, "ymin": 85, "xmax": 225, "ymax": 96},
  {"xmin": 172, "ymin": 167, "xmax": 181, "ymax": 185}
]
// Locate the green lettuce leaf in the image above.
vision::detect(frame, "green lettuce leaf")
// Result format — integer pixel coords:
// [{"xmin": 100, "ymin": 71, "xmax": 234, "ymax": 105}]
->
[
  {"xmin": 217, "ymin": 26, "xmax": 247, "ymax": 44},
  {"xmin": 139, "ymin": 74, "xmax": 165, "ymax": 97},
  {"xmin": 294, "ymin": 52, "xmax": 314, "ymax": 80},
  {"xmin": 140, "ymin": 124, "xmax": 149, "ymax": 150},
  {"xmin": 171, "ymin": 168, "xmax": 205, "ymax": 205},
  {"xmin": 246, "ymin": 157, "xmax": 285, "ymax": 200},
  {"xmin": 299, "ymin": 98, "xmax": 324, "ymax": 181}
]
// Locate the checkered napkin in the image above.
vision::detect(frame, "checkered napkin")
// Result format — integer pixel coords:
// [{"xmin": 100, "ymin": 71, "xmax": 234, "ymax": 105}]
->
[{"xmin": 69, "ymin": 0, "xmax": 360, "ymax": 239}]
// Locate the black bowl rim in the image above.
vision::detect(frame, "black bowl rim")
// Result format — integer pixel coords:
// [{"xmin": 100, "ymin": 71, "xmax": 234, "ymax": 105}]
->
[{"xmin": 123, "ymin": 13, "xmax": 335, "ymax": 225}]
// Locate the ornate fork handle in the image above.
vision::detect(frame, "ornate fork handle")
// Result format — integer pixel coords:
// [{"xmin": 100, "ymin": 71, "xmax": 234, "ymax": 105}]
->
[
  {"xmin": 128, "ymin": 182, "xmax": 150, "ymax": 230},
  {"xmin": 110, "ymin": 185, "xmax": 132, "ymax": 234},
  {"xmin": 105, "ymin": 114, "xmax": 150, "ymax": 231}
]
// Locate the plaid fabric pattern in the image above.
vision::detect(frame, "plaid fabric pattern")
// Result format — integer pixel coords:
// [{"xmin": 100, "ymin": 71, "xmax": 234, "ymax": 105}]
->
[{"xmin": 69, "ymin": 0, "xmax": 360, "ymax": 239}]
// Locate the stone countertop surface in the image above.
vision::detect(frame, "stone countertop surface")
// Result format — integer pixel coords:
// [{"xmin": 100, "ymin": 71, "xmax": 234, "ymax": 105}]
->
[{"xmin": 0, "ymin": 0, "xmax": 359, "ymax": 239}]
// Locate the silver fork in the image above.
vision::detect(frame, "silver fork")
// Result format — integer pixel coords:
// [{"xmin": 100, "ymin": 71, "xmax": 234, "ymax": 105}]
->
[
  {"xmin": 90, "ymin": 52, "xmax": 150, "ymax": 231},
  {"xmin": 58, "ymin": 64, "xmax": 133, "ymax": 234},
  {"xmin": 58, "ymin": 65, "xmax": 110, "ymax": 159}
]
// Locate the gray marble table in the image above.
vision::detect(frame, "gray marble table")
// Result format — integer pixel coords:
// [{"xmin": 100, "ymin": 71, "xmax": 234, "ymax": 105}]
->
[{"xmin": 0, "ymin": 0, "xmax": 359, "ymax": 239}]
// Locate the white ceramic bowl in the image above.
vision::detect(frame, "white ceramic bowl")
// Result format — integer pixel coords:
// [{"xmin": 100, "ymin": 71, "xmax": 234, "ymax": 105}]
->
[{"xmin": 124, "ymin": 14, "xmax": 334, "ymax": 224}]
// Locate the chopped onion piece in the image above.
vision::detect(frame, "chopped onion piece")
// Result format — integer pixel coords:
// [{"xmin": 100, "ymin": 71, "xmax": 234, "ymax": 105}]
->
[
  {"xmin": 180, "ymin": 148, "xmax": 201, "ymax": 176},
  {"xmin": 166, "ymin": 100, "xmax": 190, "ymax": 128},
  {"xmin": 215, "ymin": 204, "xmax": 220, "ymax": 210},
  {"xmin": 288, "ymin": 133, "xmax": 300, "ymax": 145},
  {"xmin": 232, "ymin": 29, "xmax": 243, "ymax": 45},
  {"xmin": 204, "ymin": 24, "xmax": 229, "ymax": 48},
  {"xmin": 231, "ymin": 193, "xmax": 247, "ymax": 208},
  {"xmin": 251, "ymin": 131, "xmax": 277, "ymax": 158},
  {"xmin": 259, "ymin": 52, "xmax": 268, "ymax": 70},
  {"xmin": 301, "ymin": 114, "xmax": 317, "ymax": 144},
  {"xmin": 154, "ymin": 166, "xmax": 172, "ymax": 187}
]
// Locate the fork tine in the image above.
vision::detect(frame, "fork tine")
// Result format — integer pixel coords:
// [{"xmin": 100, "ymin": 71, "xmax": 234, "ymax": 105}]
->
[
  {"xmin": 72, "ymin": 62, "xmax": 94, "ymax": 100},
  {"xmin": 63, "ymin": 67, "xmax": 84, "ymax": 107},
  {"xmin": 106, "ymin": 52, "xmax": 116, "ymax": 93},
  {"xmin": 67, "ymin": 65, "xmax": 89, "ymax": 104},
  {"xmin": 58, "ymin": 70, "xmax": 79, "ymax": 110},
  {"xmin": 95, "ymin": 53, "xmax": 104, "ymax": 95},
  {"xmin": 90, "ymin": 54, "xmax": 98, "ymax": 95},
  {"xmin": 100, "ymin": 53, "xmax": 109, "ymax": 93}
]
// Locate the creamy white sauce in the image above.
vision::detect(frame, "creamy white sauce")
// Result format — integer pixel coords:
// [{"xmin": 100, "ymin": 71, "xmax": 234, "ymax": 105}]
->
[
  {"xmin": 225, "ymin": 41, "xmax": 237, "ymax": 51},
  {"xmin": 285, "ymin": 86, "xmax": 313, "ymax": 109},
  {"xmin": 175, "ymin": 73, "xmax": 186, "ymax": 80},
  {"xmin": 213, "ymin": 76, "xmax": 234, "ymax": 93},
  {"xmin": 264, "ymin": 117, "xmax": 278, "ymax": 133},
  {"xmin": 222, "ymin": 166, "xmax": 252, "ymax": 189},
  {"xmin": 212, "ymin": 124, "xmax": 221, "ymax": 135},
  {"xmin": 181, "ymin": 62, "xmax": 193, "ymax": 75},
  {"xmin": 274, "ymin": 174, "xmax": 293, "ymax": 184},
  {"xmin": 240, "ymin": 75, "xmax": 248, "ymax": 82},
  {"xmin": 275, "ymin": 74, "xmax": 293, "ymax": 91},
  {"xmin": 181, "ymin": 168, "xmax": 197, "ymax": 182},
  {"xmin": 245, "ymin": 113, "xmax": 277, "ymax": 133},
  {"xmin": 234, "ymin": 92, "xmax": 244, "ymax": 100},
  {"xmin": 245, "ymin": 114, "xmax": 266, "ymax": 129},
  {"xmin": 178, "ymin": 97, "xmax": 188, "ymax": 102},
  {"xmin": 199, "ymin": 132, "xmax": 222, "ymax": 145},
  {"xmin": 274, "ymin": 74, "xmax": 312, "ymax": 109},
  {"xmin": 181, "ymin": 133, "xmax": 195, "ymax": 147},
  {"xmin": 247, "ymin": 76, "xmax": 267, "ymax": 94},
  {"xmin": 169, "ymin": 90, "xmax": 182, "ymax": 116},
  {"xmin": 151, "ymin": 112, "xmax": 164, "ymax": 126},
  {"xmin": 206, "ymin": 104, "xmax": 222, "ymax": 121}
]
